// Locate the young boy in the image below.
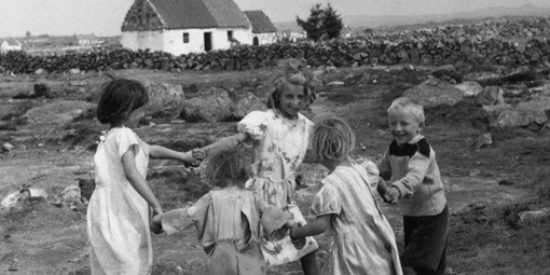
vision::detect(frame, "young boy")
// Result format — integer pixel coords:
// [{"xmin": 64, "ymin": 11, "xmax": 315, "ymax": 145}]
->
[{"xmin": 378, "ymin": 97, "xmax": 449, "ymax": 275}]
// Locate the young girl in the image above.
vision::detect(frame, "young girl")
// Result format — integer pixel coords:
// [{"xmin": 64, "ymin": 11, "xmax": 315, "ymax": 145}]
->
[
  {"xmin": 151, "ymin": 145, "xmax": 291, "ymax": 275},
  {"xmin": 194, "ymin": 59, "xmax": 319, "ymax": 274},
  {"xmin": 289, "ymin": 114, "xmax": 402, "ymax": 275},
  {"xmin": 87, "ymin": 78, "xmax": 198, "ymax": 275}
]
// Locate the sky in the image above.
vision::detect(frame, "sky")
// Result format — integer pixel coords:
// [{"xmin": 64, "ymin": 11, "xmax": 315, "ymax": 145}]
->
[{"xmin": 0, "ymin": 0, "xmax": 549, "ymax": 37}]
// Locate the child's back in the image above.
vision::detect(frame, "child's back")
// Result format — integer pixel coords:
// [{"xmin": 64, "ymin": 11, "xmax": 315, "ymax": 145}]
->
[{"xmin": 315, "ymin": 161, "xmax": 401, "ymax": 275}]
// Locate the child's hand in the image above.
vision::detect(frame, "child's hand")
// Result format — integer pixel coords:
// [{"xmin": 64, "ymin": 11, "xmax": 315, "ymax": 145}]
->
[
  {"xmin": 191, "ymin": 148, "xmax": 206, "ymax": 161},
  {"xmin": 150, "ymin": 214, "xmax": 164, "ymax": 234},
  {"xmin": 385, "ymin": 187, "xmax": 400, "ymax": 204}
]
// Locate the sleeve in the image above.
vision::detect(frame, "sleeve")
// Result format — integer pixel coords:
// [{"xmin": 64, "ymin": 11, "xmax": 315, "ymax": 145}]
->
[
  {"xmin": 237, "ymin": 110, "xmax": 269, "ymax": 141},
  {"xmin": 311, "ymin": 183, "xmax": 341, "ymax": 216},
  {"xmin": 377, "ymin": 149, "xmax": 392, "ymax": 181},
  {"xmin": 391, "ymin": 151, "xmax": 431, "ymax": 199},
  {"xmin": 359, "ymin": 160, "xmax": 380, "ymax": 190},
  {"xmin": 115, "ymin": 128, "xmax": 140, "ymax": 158},
  {"xmin": 160, "ymin": 193, "xmax": 212, "ymax": 236}
]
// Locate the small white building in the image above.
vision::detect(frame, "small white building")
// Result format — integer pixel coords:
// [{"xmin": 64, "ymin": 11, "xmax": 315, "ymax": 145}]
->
[
  {"xmin": 0, "ymin": 39, "xmax": 22, "ymax": 52},
  {"xmin": 121, "ymin": 0, "xmax": 255, "ymax": 55},
  {"xmin": 77, "ymin": 34, "xmax": 102, "ymax": 46},
  {"xmin": 276, "ymin": 30, "xmax": 307, "ymax": 43},
  {"xmin": 244, "ymin": 10, "xmax": 277, "ymax": 46}
]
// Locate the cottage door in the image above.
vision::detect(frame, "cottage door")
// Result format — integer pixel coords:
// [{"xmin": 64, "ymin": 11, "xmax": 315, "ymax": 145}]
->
[{"xmin": 204, "ymin": 32, "xmax": 212, "ymax": 52}]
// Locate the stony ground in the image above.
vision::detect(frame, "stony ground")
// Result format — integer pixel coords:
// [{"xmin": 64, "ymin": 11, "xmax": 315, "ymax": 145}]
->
[{"xmin": 0, "ymin": 66, "xmax": 549, "ymax": 275}]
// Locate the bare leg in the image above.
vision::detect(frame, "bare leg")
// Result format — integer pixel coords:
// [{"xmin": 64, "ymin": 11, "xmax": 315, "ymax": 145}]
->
[{"xmin": 300, "ymin": 250, "xmax": 319, "ymax": 275}]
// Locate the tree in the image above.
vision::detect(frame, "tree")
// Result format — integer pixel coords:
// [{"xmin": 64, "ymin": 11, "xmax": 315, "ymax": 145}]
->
[{"xmin": 296, "ymin": 3, "xmax": 343, "ymax": 41}]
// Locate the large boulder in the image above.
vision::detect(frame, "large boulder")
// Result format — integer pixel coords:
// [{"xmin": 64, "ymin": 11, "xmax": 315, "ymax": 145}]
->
[
  {"xmin": 233, "ymin": 92, "xmax": 267, "ymax": 119},
  {"xmin": 181, "ymin": 87, "xmax": 234, "ymax": 122},
  {"xmin": 403, "ymin": 77, "xmax": 465, "ymax": 108},
  {"xmin": 475, "ymin": 86, "xmax": 505, "ymax": 106},
  {"xmin": 23, "ymin": 100, "xmax": 96, "ymax": 126},
  {"xmin": 143, "ymin": 81, "xmax": 186, "ymax": 119}
]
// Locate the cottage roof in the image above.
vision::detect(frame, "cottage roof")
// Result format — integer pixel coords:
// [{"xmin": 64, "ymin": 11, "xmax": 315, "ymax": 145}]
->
[
  {"xmin": 148, "ymin": 0, "xmax": 249, "ymax": 29},
  {"xmin": 2, "ymin": 38, "xmax": 21, "ymax": 46},
  {"xmin": 244, "ymin": 10, "xmax": 277, "ymax": 33}
]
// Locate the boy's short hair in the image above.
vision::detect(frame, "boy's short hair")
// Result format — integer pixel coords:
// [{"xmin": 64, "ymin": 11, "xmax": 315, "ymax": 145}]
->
[
  {"xmin": 312, "ymin": 114, "xmax": 355, "ymax": 161},
  {"xmin": 387, "ymin": 97, "xmax": 425, "ymax": 124},
  {"xmin": 96, "ymin": 78, "xmax": 149, "ymax": 125},
  {"xmin": 204, "ymin": 144, "xmax": 254, "ymax": 188}
]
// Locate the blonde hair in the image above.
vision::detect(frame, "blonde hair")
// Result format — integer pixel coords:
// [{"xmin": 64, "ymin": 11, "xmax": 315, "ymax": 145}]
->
[
  {"xmin": 267, "ymin": 58, "xmax": 316, "ymax": 109},
  {"xmin": 312, "ymin": 114, "xmax": 355, "ymax": 161},
  {"xmin": 387, "ymin": 97, "xmax": 425, "ymax": 125}
]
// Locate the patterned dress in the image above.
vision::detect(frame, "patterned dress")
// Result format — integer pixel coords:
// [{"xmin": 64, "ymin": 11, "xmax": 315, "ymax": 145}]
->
[
  {"xmin": 312, "ymin": 161, "xmax": 402, "ymax": 275},
  {"xmin": 87, "ymin": 127, "xmax": 152, "ymax": 275},
  {"xmin": 237, "ymin": 109, "xmax": 318, "ymax": 265}
]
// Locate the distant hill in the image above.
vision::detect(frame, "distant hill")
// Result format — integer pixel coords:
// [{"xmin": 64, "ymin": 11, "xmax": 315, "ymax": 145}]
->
[{"xmin": 274, "ymin": 4, "xmax": 550, "ymax": 31}]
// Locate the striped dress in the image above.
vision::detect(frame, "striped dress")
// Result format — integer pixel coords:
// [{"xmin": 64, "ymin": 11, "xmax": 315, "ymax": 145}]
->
[{"xmin": 312, "ymin": 161, "xmax": 402, "ymax": 275}]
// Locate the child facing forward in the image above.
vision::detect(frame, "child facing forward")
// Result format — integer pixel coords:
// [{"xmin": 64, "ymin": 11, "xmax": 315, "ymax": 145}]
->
[
  {"xmin": 195, "ymin": 59, "xmax": 318, "ymax": 274},
  {"xmin": 87, "ymin": 78, "xmax": 198, "ymax": 275},
  {"xmin": 289, "ymin": 114, "xmax": 402, "ymax": 275},
  {"xmin": 378, "ymin": 97, "xmax": 449, "ymax": 275},
  {"xmin": 151, "ymin": 146, "xmax": 291, "ymax": 275}
]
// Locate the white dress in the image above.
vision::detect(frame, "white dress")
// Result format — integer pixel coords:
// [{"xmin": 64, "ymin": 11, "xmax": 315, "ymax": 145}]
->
[
  {"xmin": 238, "ymin": 109, "xmax": 318, "ymax": 266},
  {"xmin": 87, "ymin": 127, "xmax": 152, "ymax": 275}
]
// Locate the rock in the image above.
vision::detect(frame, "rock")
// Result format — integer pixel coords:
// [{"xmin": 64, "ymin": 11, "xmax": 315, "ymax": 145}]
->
[
  {"xmin": 34, "ymin": 68, "xmax": 47, "ymax": 75},
  {"xmin": 403, "ymin": 77, "xmax": 465, "ymax": 108},
  {"xmin": 327, "ymin": 81, "xmax": 344, "ymax": 86},
  {"xmin": 476, "ymin": 86, "xmax": 506, "ymax": 106},
  {"xmin": 495, "ymin": 109, "xmax": 546, "ymax": 128},
  {"xmin": 69, "ymin": 68, "xmax": 81, "ymax": 75},
  {"xmin": 2, "ymin": 142, "xmax": 14, "ymax": 152},
  {"xmin": 518, "ymin": 208, "xmax": 550, "ymax": 224},
  {"xmin": 1, "ymin": 188, "xmax": 48, "ymax": 208},
  {"xmin": 454, "ymin": 81, "xmax": 483, "ymax": 97},
  {"xmin": 53, "ymin": 185, "xmax": 83, "ymax": 210},
  {"xmin": 23, "ymin": 100, "xmax": 96, "ymax": 127},
  {"xmin": 233, "ymin": 92, "xmax": 266, "ymax": 119},
  {"xmin": 181, "ymin": 86, "xmax": 234, "ymax": 122},
  {"xmin": 143, "ymin": 81, "xmax": 186, "ymax": 119},
  {"xmin": 33, "ymin": 83, "xmax": 53, "ymax": 98},
  {"xmin": 474, "ymin": 133, "xmax": 493, "ymax": 149}
]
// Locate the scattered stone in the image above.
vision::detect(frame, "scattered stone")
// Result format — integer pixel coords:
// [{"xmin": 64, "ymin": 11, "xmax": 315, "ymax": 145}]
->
[
  {"xmin": 233, "ymin": 92, "xmax": 266, "ymax": 119},
  {"xmin": 2, "ymin": 142, "xmax": 14, "ymax": 152},
  {"xmin": 403, "ymin": 77, "xmax": 464, "ymax": 108},
  {"xmin": 476, "ymin": 86, "xmax": 506, "ymax": 106},
  {"xmin": 69, "ymin": 68, "xmax": 81, "ymax": 75},
  {"xmin": 1, "ymin": 187, "xmax": 48, "ymax": 208},
  {"xmin": 327, "ymin": 81, "xmax": 345, "ymax": 86},
  {"xmin": 144, "ymin": 81, "xmax": 186, "ymax": 119},
  {"xmin": 518, "ymin": 208, "xmax": 550, "ymax": 224},
  {"xmin": 34, "ymin": 68, "xmax": 47, "ymax": 75},
  {"xmin": 181, "ymin": 86, "xmax": 234, "ymax": 122},
  {"xmin": 23, "ymin": 100, "xmax": 96, "ymax": 127},
  {"xmin": 454, "ymin": 81, "xmax": 482, "ymax": 97},
  {"xmin": 52, "ymin": 185, "xmax": 83, "ymax": 210},
  {"xmin": 474, "ymin": 133, "xmax": 493, "ymax": 149},
  {"xmin": 498, "ymin": 179, "xmax": 514, "ymax": 186}
]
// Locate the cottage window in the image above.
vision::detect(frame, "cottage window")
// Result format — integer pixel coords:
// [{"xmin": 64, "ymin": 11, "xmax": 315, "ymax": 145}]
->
[
  {"xmin": 183, "ymin": 33, "xmax": 189, "ymax": 43},
  {"xmin": 227, "ymin": 31, "xmax": 233, "ymax": 41}
]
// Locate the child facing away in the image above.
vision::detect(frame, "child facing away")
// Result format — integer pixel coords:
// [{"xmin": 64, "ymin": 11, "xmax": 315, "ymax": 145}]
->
[
  {"xmin": 378, "ymin": 97, "xmax": 449, "ymax": 275},
  {"xmin": 87, "ymin": 78, "xmax": 199, "ymax": 275},
  {"xmin": 289, "ymin": 114, "xmax": 402, "ymax": 275},
  {"xmin": 193, "ymin": 58, "xmax": 318, "ymax": 274},
  {"xmin": 150, "ymin": 145, "xmax": 292, "ymax": 275}
]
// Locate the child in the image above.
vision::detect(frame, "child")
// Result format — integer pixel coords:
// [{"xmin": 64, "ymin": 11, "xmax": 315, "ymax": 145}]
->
[
  {"xmin": 289, "ymin": 114, "xmax": 402, "ymax": 275},
  {"xmin": 87, "ymin": 78, "xmax": 199, "ymax": 275},
  {"xmin": 378, "ymin": 97, "xmax": 449, "ymax": 275},
  {"xmin": 151, "ymin": 146, "xmax": 291, "ymax": 275},
  {"xmin": 194, "ymin": 59, "xmax": 318, "ymax": 274}
]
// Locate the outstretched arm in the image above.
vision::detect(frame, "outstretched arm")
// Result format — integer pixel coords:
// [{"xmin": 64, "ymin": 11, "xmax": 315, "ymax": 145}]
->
[
  {"xmin": 148, "ymin": 144, "xmax": 198, "ymax": 166},
  {"xmin": 289, "ymin": 215, "xmax": 331, "ymax": 239},
  {"xmin": 198, "ymin": 132, "xmax": 249, "ymax": 156},
  {"xmin": 122, "ymin": 148, "xmax": 162, "ymax": 215}
]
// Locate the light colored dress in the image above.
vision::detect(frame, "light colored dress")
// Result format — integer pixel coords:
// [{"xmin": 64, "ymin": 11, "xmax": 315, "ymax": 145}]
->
[
  {"xmin": 87, "ymin": 127, "xmax": 152, "ymax": 275},
  {"xmin": 159, "ymin": 187, "xmax": 271, "ymax": 275},
  {"xmin": 237, "ymin": 109, "xmax": 318, "ymax": 265},
  {"xmin": 312, "ymin": 161, "xmax": 403, "ymax": 275}
]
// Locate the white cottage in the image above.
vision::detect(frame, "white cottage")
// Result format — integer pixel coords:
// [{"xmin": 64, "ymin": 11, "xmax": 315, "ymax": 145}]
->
[
  {"xmin": 0, "ymin": 39, "xmax": 22, "ymax": 52},
  {"xmin": 244, "ymin": 10, "xmax": 277, "ymax": 46},
  {"xmin": 121, "ymin": 0, "xmax": 254, "ymax": 55}
]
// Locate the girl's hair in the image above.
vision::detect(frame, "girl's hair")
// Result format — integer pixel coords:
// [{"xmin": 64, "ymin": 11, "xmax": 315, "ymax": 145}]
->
[
  {"xmin": 204, "ymin": 144, "xmax": 254, "ymax": 188},
  {"xmin": 387, "ymin": 97, "xmax": 425, "ymax": 125},
  {"xmin": 312, "ymin": 114, "xmax": 356, "ymax": 161},
  {"xmin": 96, "ymin": 78, "xmax": 149, "ymax": 125},
  {"xmin": 267, "ymin": 58, "xmax": 316, "ymax": 109}
]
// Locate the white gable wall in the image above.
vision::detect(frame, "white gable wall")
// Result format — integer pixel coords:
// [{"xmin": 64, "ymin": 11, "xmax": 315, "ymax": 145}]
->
[
  {"xmin": 163, "ymin": 27, "xmax": 252, "ymax": 56},
  {"xmin": 121, "ymin": 30, "xmax": 164, "ymax": 52}
]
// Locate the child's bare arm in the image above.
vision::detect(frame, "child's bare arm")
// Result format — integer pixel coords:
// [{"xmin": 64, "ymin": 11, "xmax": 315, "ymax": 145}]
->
[
  {"xmin": 197, "ymin": 133, "xmax": 249, "ymax": 157},
  {"xmin": 289, "ymin": 215, "xmax": 330, "ymax": 239},
  {"xmin": 148, "ymin": 144, "xmax": 200, "ymax": 166},
  {"xmin": 122, "ymin": 149, "xmax": 162, "ymax": 214}
]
